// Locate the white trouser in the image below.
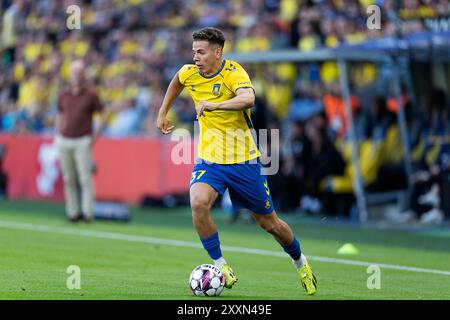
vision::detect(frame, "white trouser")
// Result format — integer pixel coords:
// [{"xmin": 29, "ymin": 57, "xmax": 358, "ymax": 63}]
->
[{"xmin": 55, "ymin": 135, "xmax": 94, "ymax": 218}]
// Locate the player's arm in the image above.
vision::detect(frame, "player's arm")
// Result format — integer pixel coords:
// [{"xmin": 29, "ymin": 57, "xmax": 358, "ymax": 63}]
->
[
  {"xmin": 196, "ymin": 88, "xmax": 254, "ymax": 118},
  {"xmin": 156, "ymin": 72, "xmax": 184, "ymax": 134}
]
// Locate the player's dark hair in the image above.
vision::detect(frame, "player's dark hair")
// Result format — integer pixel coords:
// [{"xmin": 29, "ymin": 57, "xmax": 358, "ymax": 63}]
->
[{"xmin": 192, "ymin": 27, "xmax": 225, "ymax": 48}]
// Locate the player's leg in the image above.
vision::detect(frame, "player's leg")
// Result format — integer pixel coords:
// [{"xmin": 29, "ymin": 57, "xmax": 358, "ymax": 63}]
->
[
  {"xmin": 252, "ymin": 211, "xmax": 317, "ymax": 294},
  {"xmin": 226, "ymin": 162, "xmax": 317, "ymax": 294},
  {"xmin": 190, "ymin": 168, "xmax": 238, "ymax": 288},
  {"xmin": 251, "ymin": 211, "xmax": 293, "ymax": 245},
  {"xmin": 190, "ymin": 182, "xmax": 219, "ymax": 238}
]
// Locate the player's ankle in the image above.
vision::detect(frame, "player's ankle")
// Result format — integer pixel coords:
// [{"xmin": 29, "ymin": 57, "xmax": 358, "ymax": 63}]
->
[
  {"xmin": 214, "ymin": 257, "xmax": 227, "ymax": 268},
  {"xmin": 293, "ymin": 254, "xmax": 307, "ymax": 269}
]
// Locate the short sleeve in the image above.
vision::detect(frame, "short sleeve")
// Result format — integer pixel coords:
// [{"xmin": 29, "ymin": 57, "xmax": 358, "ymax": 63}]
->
[
  {"xmin": 226, "ymin": 66, "xmax": 254, "ymax": 94},
  {"xmin": 178, "ymin": 64, "xmax": 196, "ymax": 85}
]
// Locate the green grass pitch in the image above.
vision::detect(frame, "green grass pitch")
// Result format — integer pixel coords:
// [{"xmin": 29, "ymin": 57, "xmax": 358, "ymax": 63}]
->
[{"xmin": 0, "ymin": 199, "xmax": 449, "ymax": 300}]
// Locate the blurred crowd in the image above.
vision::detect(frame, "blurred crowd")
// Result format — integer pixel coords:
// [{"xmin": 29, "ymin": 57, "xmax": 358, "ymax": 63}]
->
[
  {"xmin": 268, "ymin": 87, "xmax": 450, "ymax": 224},
  {"xmin": 1, "ymin": 0, "xmax": 448, "ymax": 135},
  {"xmin": 0, "ymin": 0, "xmax": 449, "ymax": 221}
]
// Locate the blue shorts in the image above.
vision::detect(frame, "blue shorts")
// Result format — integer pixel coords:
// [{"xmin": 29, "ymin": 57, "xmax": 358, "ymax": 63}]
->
[{"xmin": 189, "ymin": 160, "xmax": 274, "ymax": 215}]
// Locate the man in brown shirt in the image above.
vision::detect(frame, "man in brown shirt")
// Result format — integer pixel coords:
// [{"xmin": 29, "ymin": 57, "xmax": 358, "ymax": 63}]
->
[{"xmin": 55, "ymin": 60, "xmax": 106, "ymax": 223}]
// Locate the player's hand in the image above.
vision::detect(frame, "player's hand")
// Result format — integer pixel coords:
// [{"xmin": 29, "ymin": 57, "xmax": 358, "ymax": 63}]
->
[
  {"xmin": 156, "ymin": 114, "xmax": 175, "ymax": 135},
  {"xmin": 196, "ymin": 100, "xmax": 216, "ymax": 119}
]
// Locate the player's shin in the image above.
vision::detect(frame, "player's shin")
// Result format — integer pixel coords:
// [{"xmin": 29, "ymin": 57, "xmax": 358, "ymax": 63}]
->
[
  {"xmin": 282, "ymin": 237, "xmax": 304, "ymax": 267},
  {"xmin": 200, "ymin": 231, "xmax": 223, "ymax": 262}
]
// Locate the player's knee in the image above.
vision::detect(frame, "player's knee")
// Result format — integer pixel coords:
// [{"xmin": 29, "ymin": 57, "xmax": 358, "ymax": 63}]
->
[
  {"xmin": 256, "ymin": 216, "xmax": 280, "ymax": 235},
  {"xmin": 261, "ymin": 224, "xmax": 278, "ymax": 235},
  {"xmin": 190, "ymin": 195, "xmax": 211, "ymax": 213}
]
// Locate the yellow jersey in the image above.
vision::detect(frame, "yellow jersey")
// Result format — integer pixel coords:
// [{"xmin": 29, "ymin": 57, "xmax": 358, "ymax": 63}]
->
[{"xmin": 178, "ymin": 59, "xmax": 260, "ymax": 164}]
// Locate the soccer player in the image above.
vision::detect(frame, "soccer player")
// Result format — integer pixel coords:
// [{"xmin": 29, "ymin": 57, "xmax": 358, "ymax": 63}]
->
[{"xmin": 156, "ymin": 27, "xmax": 317, "ymax": 295}]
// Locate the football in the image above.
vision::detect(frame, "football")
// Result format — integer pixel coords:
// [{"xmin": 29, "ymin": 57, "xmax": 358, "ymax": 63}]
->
[{"xmin": 189, "ymin": 264, "xmax": 225, "ymax": 297}]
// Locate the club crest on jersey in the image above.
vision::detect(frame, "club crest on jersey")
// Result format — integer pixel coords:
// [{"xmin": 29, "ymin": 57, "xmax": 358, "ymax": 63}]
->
[
  {"xmin": 265, "ymin": 200, "xmax": 271, "ymax": 209},
  {"xmin": 212, "ymin": 83, "xmax": 221, "ymax": 96}
]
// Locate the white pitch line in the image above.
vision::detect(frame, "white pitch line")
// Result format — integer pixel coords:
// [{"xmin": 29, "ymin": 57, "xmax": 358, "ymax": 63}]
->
[{"xmin": 1, "ymin": 219, "xmax": 450, "ymax": 277}]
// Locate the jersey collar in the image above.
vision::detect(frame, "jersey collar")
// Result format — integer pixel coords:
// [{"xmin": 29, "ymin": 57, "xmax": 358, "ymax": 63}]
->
[{"xmin": 200, "ymin": 60, "xmax": 226, "ymax": 79}]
